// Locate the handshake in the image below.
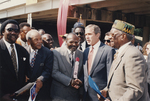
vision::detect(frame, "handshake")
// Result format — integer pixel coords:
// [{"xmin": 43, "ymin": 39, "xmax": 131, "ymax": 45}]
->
[{"xmin": 70, "ymin": 79, "xmax": 82, "ymax": 89}]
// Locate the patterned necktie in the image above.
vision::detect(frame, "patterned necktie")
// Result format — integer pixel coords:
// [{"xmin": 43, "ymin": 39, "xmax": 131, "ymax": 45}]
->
[
  {"xmin": 114, "ymin": 51, "xmax": 118, "ymax": 60},
  {"xmin": 69, "ymin": 53, "xmax": 74, "ymax": 67},
  {"xmin": 30, "ymin": 51, "xmax": 37, "ymax": 67},
  {"xmin": 88, "ymin": 47, "xmax": 94, "ymax": 75},
  {"xmin": 10, "ymin": 44, "xmax": 17, "ymax": 77},
  {"xmin": 79, "ymin": 44, "xmax": 82, "ymax": 51}
]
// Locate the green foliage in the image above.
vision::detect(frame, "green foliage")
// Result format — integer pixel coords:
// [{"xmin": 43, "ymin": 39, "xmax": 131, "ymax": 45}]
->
[{"xmin": 134, "ymin": 28, "xmax": 143, "ymax": 37}]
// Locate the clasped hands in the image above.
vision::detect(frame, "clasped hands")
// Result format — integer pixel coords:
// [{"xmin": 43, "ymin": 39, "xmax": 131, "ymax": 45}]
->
[{"xmin": 70, "ymin": 79, "xmax": 82, "ymax": 89}]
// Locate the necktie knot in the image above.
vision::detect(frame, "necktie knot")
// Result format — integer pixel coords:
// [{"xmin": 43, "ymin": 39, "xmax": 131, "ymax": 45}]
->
[
  {"xmin": 90, "ymin": 47, "xmax": 94, "ymax": 52},
  {"xmin": 114, "ymin": 51, "xmax": 118, "ymax": 60},
  {"xmin": 10, "ymin": 44, "xmax": 14, "ymax": 48}
]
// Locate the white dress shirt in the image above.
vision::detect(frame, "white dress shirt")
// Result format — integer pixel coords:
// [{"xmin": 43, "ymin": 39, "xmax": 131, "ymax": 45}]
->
[
  {"xmin": 89, "ymin": 40, "xmax": 101, "ymax": 68},
  {"xmin": 67, "ymin": 48, "xmax": 75, "ymax": 62},
  {"xmin": 18, "ymin": 37, "xmax": 30, "ymax": 52},
  {"xmin": 3, "ymin": 38, "xmax": 19, "ymax": 71}
]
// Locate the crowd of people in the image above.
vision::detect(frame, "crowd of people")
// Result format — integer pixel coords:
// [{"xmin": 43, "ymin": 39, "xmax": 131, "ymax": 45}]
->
[{"xmin": 0, "ymin": 19, "xmax": 150, "ymax": 101}]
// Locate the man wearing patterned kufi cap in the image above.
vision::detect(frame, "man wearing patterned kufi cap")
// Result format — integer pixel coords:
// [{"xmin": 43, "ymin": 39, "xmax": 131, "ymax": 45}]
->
[{"xmin": 98, "ymin": 20, "xmax": 149, "ymax": 101}]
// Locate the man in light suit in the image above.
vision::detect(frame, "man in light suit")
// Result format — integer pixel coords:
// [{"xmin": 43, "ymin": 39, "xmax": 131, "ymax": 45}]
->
[
  {"xmin": 0, "ymin": 19, "xmax": 31, "ymax": 100},
  {"xmin": 26, "ymin": 29, "xmax": 53, "ymax": 100},
  {"xmin": 98, "ymin": 20, "xmax": 149, "ymax": 101},
  {"xmin": 51, "ymin": 33, "xmax": 83, "ymax": 101},
  {"xmin": 83, "ymin": 24, "xmax": 115, "ymax": 101}
]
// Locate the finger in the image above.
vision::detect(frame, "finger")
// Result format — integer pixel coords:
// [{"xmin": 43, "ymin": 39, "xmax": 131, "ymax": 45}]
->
[{"xmin": 97, "ymin": 94, "xmax": 101, "ymax": 100}]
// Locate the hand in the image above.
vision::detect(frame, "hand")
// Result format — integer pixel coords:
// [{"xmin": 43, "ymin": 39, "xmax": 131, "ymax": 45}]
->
[
  {"xmin": 70, "ymin": 79, "xmax": 82, "ymax": 89},
  {"xmin": 74, "ymin": 79, "xmax": 82, "ymax": 86},
  {"xmin": 2, "ymin": 94, "xmax": 13, "ymax": 101},
  {"xmin": 35, "ymin": 79, "xmax": 43, "ymax": 93},
  {"xmin": 97, "ymin": 90, "xmax": 108, "ymax": 101},
  {"xmin": 25, "ymin": 76, "xmax": 29, "ymax": 82}
]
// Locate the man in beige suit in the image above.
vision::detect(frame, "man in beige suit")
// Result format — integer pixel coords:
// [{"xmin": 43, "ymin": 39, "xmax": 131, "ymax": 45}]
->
[{"xmin": 98, "ymin": 20, "xmax": 149, "ymax": 101}]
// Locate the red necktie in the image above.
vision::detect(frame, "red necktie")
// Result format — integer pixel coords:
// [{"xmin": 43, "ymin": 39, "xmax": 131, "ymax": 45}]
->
[{"xmin": 88, "ymin": 47, "xmax": 94, "ymax": 75}]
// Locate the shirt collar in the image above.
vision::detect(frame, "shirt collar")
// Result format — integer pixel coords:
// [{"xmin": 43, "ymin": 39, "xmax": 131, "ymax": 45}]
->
[
  {"xmin": 3, "ymin": 37, "xmax": 15, "ymax": 49},
  {"xmin": 19, "ymin": 37, "xmax": 27, "ymax": 45},
  {"xmin": 118, "ymin": 41, "xmax": 131, "ymax": 56},
  {"xmin": 67, "ymin": 48, "xmax": 76, "ymax": 55},
  {"xmin": 30, "ymin": 47, "xmax": 38, "ymax": 53},
  {"xmin": 90, "ymin": 40, "xmax": 101, "ymax": 50}
]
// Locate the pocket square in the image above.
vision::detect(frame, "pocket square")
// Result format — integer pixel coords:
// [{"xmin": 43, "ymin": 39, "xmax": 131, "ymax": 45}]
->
[
  {"xmin": 40, "ymin": 63, "xmax": 44, "ymax": 66},
  {"xmin": 23, "ymin": 57, "xmax": 26, "ymax": 61}
]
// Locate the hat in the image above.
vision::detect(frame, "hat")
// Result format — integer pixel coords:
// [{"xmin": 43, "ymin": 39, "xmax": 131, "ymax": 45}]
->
[
  {"xmin": 0, "ymin": 19, "xmax": 20, "ymax": 35},
  {"xmin": 59, "ymin": 33, "xmax": 68, "ymax": 38},
  {"xmin": 112, "ymin": 20, "xmax": 135, "ymax": 35},
  {"xmin": 73, "ymin": 22, "xmax": 85, "ymax": 30}
]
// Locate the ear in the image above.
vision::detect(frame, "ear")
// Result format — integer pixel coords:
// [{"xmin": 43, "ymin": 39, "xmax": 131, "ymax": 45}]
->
[
  {"xmin": 27, "ymin": 39, "xmax": 31, "ymax": 45},
  {"xmin": 121, "ymin": 33, "xmax": 126, "ymax": 40},
  {"xmin": 96, "ymin": 33, "xmax": 100, "ymax": 39}
]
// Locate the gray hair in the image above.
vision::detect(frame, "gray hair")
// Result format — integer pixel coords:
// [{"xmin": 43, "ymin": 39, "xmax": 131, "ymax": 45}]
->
[
  {"xmin": 26, "ymin": 29, "xmax": 40, "ymax": 40},
  {"xmin": 85, "ymin": 24, "xmax": 101, "ymax": 34}
]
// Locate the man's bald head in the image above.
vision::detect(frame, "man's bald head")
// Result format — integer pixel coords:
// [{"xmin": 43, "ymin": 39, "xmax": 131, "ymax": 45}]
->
[{"xmin": 66, "ymin": 33, "xmax": 79, "ymax": 52}]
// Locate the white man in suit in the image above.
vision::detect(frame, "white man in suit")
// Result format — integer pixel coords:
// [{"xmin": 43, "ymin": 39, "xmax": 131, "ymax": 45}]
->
[
  {"xmin": 83, "ymin": 24, "xmax": 115, "ymax": 101},
  {"xmin": 98, "ymin": 20, "xmax": 149, "ymax": 101},
  {"xmin": 51, "ymin": 33, "xmax": 83, "ymax": 101},
  {"xmin": 0, "ymin": 19, "xmax": 31, "ymax": 101},
  {"xmin": 26, "ymin": 29, "xmax": 53, "ymax": 100}
]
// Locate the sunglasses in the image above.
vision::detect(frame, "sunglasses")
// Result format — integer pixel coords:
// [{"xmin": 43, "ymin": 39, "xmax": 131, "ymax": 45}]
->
[
  {"xmin": 75, "ymin": 32, "xmax": 84, "ymax": 36},
  {"xmin": 104, "ymin": 40, "xmax": 110, "ymax": 43},
  {"xmin": 7, "ymin": 28, "xmax": 20, "ymax": 33}
]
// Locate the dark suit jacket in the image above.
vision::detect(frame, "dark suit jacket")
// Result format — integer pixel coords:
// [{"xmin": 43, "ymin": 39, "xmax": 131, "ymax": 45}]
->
[
  {"xmin": 29, "ymin": 46, "xmax": 53, "ymax": 100},
  {"xmin": 51, "ymin": 46, "xmax": 83, "ymax": 101},
  {"xmin": 0, "ymin": 39, "xmax": 30, "ymax": 98},
  {"xmin": 83, "ymin": 42, "xmax": 115, "ymax": 101}
]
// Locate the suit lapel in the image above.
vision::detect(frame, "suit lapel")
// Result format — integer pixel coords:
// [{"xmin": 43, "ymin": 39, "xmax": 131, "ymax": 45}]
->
[
  {"xmin": 32, "ymin": 47, "xmax": 42, "ymax": 77},
  {"xmin": 74, "ymin": 49, "xmax": 82, "ymax": 76},
  {"xmin": 84, "ymin": 48, "xmax": 89, "ymax": 77},
  {"xmin": 90, "ymin": 43, "xmax": 105, "ymax": 75},
  {"xmin": 0, "ymin": 39, "xmax": 18, "ymax": 79},
  {"xmin": 107, "ymin": 44, "xmax": 131, "ymax": 86},
  {"xmin": 61, "ymin": 47, "xmax": 72, "ymax": 75}
]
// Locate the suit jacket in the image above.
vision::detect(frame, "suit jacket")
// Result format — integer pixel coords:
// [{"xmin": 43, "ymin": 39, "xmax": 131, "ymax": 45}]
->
[
  {"xmin": 147, "ymin": 54, "xmax": 150, "ymax": 96},
  {"xmin": 0, "ymin": 39, "xmax": 30, "ymax": 98},
  {"xmin": 51, "ymin": 46, "xmax": 83, "ymax": 101},
  {"xmin": 107, "ymin": 43, "xmax": 149, "ymax": 101},
  {"xmin": 29, "ymin": 46, "xmax": 53, "ymax": 99},
  {"xmin": 83, "ymin": 42, "xmax": 115, "ymax": 101}
]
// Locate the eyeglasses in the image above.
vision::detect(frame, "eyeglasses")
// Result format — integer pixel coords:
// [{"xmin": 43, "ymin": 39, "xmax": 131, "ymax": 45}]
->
[
  {"xmin": 7, "ymin": 28, "xmax": 20, "ymax": 33},
  {"xmin": 104, "ymin": 40, "xmax": 110, "ymax": 43},
  {"xmin": 75, "ymin": 32, "xmax": 84, "ymax": 36}
]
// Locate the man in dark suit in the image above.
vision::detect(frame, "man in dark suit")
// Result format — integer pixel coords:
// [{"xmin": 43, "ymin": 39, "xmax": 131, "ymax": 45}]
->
[
  {"xmin": 51, "ymin": 33, "xmax": 83, "ymax": 101},
  {"xmin": 26, "ymin": 29, "xmax": 53, "ymax": 100},
  {"xmin": 0, "ymin": 19, "xmax": 31, "ymax": 100},
  {"xmin": 73, "ymin": 22, "xmax": 89, "ymax": 51},
  {"xmin": 83, "ymin": 24, "xmax": 115, "ymax": 101}
]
